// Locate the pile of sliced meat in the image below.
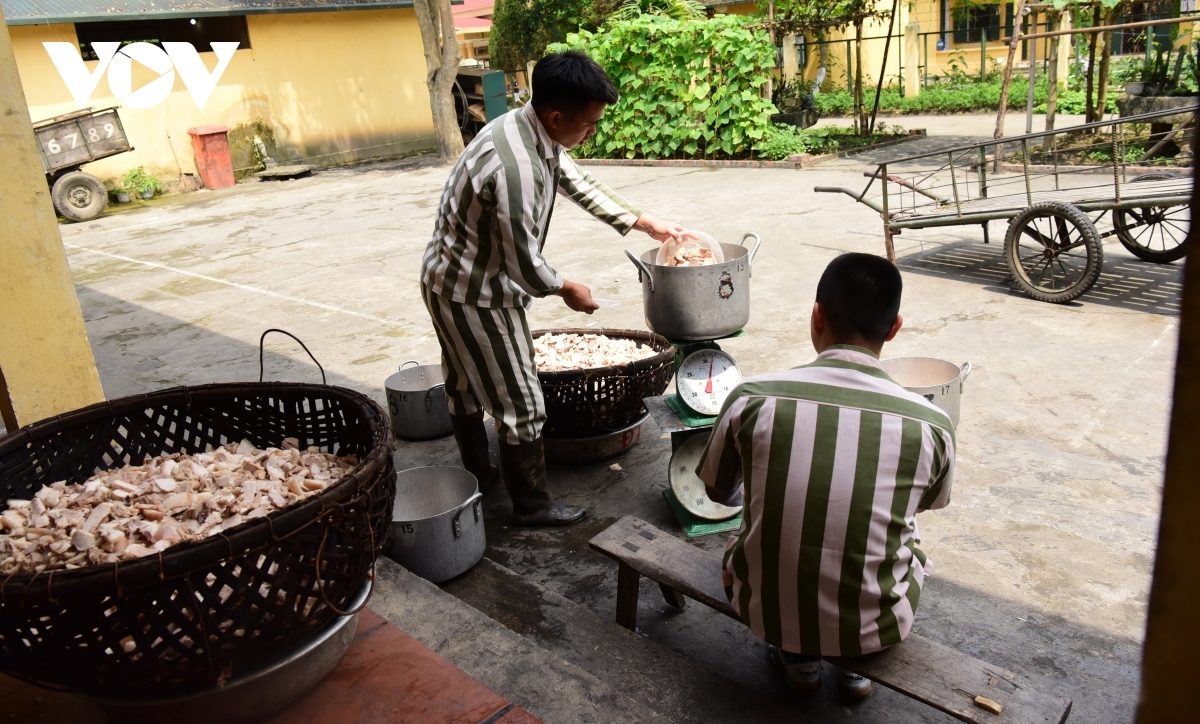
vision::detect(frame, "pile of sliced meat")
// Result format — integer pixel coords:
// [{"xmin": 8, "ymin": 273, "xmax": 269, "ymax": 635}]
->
[
  {"xmin": 534, "ymin": 333, "xmax": 658, "ymax": 371},
  {"xmin": 0, "ymin": 439, "xmax": 357, "ymax": 575}
]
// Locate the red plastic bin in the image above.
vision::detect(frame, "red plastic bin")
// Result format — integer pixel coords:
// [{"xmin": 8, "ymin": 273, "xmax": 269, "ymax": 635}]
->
[{"xmin": 187, "ymin": 125, "xmax": 235, "ymax": 190}]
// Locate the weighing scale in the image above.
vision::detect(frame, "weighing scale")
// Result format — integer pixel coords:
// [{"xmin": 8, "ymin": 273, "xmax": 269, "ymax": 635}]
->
[{"xmin": 644, "ymin": 329, "xmax": 747, "ymax": 537}]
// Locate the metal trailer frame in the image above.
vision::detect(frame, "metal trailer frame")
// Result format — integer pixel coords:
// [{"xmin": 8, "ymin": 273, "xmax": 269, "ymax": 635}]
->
[{"xmin": 816, "ymin": 104, "xmax": 1196, "ymax": 303}]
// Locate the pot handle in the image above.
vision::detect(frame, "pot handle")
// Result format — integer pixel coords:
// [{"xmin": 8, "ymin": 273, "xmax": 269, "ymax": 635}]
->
[
  {"xmin": 452, "ymin": 491, "xmax": 484, "ymax": 538},
  {"xmin": 400, "ymin": 360, "xmax": 421, "ymax": 371},
  {"xmin": 738, "ymin": 233, "xmax": 762, "ymax": 277},
  {"xmin": 625, "ymin": 249, "xmax": 654, "ymax": 292},
  {"xmin": 425, "ymin": 383, "xmax": 446, "ymax": 411},
  {"xmin": 959, "ymin": 361, "xmax": 972, "ymax": 391}
]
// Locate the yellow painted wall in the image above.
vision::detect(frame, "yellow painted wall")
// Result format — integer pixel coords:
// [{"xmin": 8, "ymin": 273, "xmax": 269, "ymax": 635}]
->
[
  {"xmin": 10, "ymin": 9, "xmax": 436, "ymax": 190},
  {"xmin": 800, "ymin": 0, "xmax": 1066, "ymax": 91},
  {"xmin": 0, "ymin": 18, "xmax": 105, "ymax": 426}
]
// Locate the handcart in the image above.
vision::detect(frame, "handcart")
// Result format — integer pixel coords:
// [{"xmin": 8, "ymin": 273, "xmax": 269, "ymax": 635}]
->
[
  {"xmin": 816, "ymin": 105, "xmax": 1196, "ymax": 303},
  {"xmin": 32, "ymin": 106, "xmax": 133, "ymax": 222}
]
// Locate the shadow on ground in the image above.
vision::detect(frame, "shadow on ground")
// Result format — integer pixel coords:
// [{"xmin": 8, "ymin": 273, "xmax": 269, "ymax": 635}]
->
[
  {"xmin": 396, "ymin": 421, "xmax": 1139, "ymax": 724},
  {"xmin": 897, "ymin": 239, "xmax": 1184, "ymax": 316}
]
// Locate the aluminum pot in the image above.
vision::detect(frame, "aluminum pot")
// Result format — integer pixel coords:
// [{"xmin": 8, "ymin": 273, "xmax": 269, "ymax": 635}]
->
[
  {"xmin": 384, "ymin": 360, "xmax": 452, "ymax": 440},
  {"xmin": 385, "ymin": 466, "xmax": 484, "ymax": 583},
  {"xmin": 880, "ymin": 357, "xmax": 971, "ymax": 427},
  {"xmin": 626, "ymin": 232, "xmax": 762, "ymax": 342}
]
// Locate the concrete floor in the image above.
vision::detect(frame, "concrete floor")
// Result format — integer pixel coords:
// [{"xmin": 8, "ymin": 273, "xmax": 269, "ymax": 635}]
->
[{"xmin": 57, "ymin": 136, "xmax": 1179, "ymax": 722}]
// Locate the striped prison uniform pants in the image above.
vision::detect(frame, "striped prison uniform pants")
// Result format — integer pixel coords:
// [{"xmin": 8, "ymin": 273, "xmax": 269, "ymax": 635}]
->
[{"xmin": 422, "ymin": 282, "xmax": 546, "ymax": 445}]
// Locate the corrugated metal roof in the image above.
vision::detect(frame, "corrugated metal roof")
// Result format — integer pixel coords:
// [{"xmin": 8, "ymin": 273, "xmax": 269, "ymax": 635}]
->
[{"xmin": 2, "ymin": 0, "xmax": 428, "ymax": 25}]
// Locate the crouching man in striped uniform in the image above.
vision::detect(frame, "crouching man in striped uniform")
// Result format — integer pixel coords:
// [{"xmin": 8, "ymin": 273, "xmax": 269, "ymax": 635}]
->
[
  {"xmin": 697, "ymin": 253, "xmax": 956, "ymax": 699},
  {"xmin": 420, "ymin": 50, "xmax": 684, "ymax": 527}
]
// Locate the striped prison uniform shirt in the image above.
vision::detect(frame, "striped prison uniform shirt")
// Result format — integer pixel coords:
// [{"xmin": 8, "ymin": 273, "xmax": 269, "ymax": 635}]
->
[
  {"xmin": 420, "ymin": 103, "xmax": 642, "ymax": 443},
  {"xmin": 421, "ymin": 102, "xmax": 643, "ymax": 310},
  {"xmin": 696, "ymin": 345, "xmax": 956, "ymax": 657}
]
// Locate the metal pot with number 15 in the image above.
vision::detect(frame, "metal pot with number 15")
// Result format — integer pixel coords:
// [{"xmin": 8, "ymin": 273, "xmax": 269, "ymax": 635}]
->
[
  {"xmin": 384, "ymin": 360, "xmax": 453, "ymax": 440},
  {"xmin": 386, "ymin": 466, "xmax": 485, "ymax": 583}
]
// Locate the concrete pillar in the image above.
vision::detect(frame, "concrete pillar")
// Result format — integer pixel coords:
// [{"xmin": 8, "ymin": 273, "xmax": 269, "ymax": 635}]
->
[
  {"xmin": 782, "ymin": 33, "xmax": 798, "ymax": 83},
  {"xmin": 904, "ymin": 22, "xmax": 920, "ymax": 97},
  {"xmin": 0, "ymin": 9, "xmax": 105, "ymax": 428},
  {"xmin": 1056, "ymin": 13, "xmax": 1071, "ymax": 92}
]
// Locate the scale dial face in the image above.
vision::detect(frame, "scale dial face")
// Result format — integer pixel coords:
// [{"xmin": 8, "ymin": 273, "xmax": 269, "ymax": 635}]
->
[{"xmin": 678, "ymin": 349, "xmax": 743, "ymax": 416}]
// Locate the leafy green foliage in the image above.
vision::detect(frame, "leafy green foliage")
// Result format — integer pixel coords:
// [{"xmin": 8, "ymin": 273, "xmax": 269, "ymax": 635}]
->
[
  {"xmin": 812, "ymin": 75, "xmax": 1121, "ymax": 116},
  {"xmin": 752, "ymin": 123, "xmax": 906, "ymax": 160},
  {"xmin": 763, "ymin": 0, "xmax": 888, "ymax": 32},
  {"xmin": 489, "ymin": 0, "xmax": 601, "ymax": 71},
  {"xmin": 550, "ymin": 15, "xmax": 778, "ymax": 160},
  {"xmin": 610, "ymin": 0, "xmax": 705, "ymax": 21},
  {"xmin": 122, "ymin": 167, "xmax": 163, "ymax": 196}
]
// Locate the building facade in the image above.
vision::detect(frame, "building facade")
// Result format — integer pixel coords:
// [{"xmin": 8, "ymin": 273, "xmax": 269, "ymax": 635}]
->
[{"xmin": 4, "ymin": 0, "xmax": 438, "ymax": 190}]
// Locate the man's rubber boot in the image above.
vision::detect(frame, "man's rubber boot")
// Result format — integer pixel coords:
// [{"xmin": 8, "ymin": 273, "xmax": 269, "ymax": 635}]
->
[
  {"xmin": 450, "ymin": 411, "xmax": 499, "ymax": 492},
  {"xmin": 498, "ymin": 437, "xmax": 586, "ymax": 527}
]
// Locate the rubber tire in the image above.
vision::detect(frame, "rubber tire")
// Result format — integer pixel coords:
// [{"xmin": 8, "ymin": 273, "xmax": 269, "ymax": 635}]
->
[
  {"xmin": 1112, "ymin": 172, "xmax": 1189, "ymax": 264},
  {"xmin": 1004, "ymin": 201, "xmax": 1103, "ymax": 304},
  {"xmin": 51, "ymin": 171, "xmax": 108, "ymax": 222}
]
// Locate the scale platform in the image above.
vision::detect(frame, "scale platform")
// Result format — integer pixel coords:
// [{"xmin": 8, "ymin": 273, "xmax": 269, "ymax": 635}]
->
[{"xmin": 663, "ymin": 488, "xmax": 743, "ymax": 538}]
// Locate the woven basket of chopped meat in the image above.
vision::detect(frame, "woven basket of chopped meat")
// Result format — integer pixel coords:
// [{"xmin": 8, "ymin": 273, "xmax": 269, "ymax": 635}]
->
[
  {"xmin": 532, "ymin": 329, "xmax": 674, "ymax": 438},
  {"xmin": 0, "ymin": 383, "xmax": 394, "ymax": 700}
]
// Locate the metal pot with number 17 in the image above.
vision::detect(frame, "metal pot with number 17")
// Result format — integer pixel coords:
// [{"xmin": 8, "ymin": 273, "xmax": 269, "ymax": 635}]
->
[
  {"xmin": 384, "ymin": 360, "xmax": 453, "ymax": 440},
  {"xmin": 626, "ymin": 232, "xmax": 762, "ymax": 341}
]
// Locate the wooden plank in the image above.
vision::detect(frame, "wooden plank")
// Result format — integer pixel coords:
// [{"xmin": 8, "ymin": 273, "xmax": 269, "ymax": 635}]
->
[
  {"xmin": 589, "ymin": 515, "xmax": 735, "ymax": 617},
  {"xmin": 659, "ymin": 583, "xmax": 687, "ymax": 609},
  {"xmin": 615, "ymin": 562, "xmax": 640, "ymax": 631},
  {"xmin": 827, "ymin": 633, "xmax": 1072, "ymax": 724},
  {"xmin": 590, "ymin": 516, "xmax": 1072, "ymax": 724}
]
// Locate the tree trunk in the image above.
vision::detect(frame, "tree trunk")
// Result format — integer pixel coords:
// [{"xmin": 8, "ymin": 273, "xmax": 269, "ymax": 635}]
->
[
  {"xmin": 1085, "ymin": 5, "xmax": 1099, "ymax": 123},
  {"xmin": 414, "ymin": 0, "xmax": 465, "ymax": 159},
  {"xmin": 1043, "ymin": 11, "xmax": 1060, "ymax": 153},
  {"xmin": 854, "ymin": 19, "xmax": 866, "ymax": 135},
  {"xmin": 993, "ymin": 0, "xmax": 1027, "ymax": 144},
  {"xmin": 1095, "ymin": 11, "xmax": 1114, "ymax": 123}
]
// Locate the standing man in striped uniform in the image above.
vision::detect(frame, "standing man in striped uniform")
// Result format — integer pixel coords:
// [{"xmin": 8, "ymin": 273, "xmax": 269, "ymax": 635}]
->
[
  {"xmin": 421, "ymin": 50, "xmax": 684, "ymax": 527},
  {"xmin": 697, "ymin": 253, "xmax": 956, "ymax": 699}
]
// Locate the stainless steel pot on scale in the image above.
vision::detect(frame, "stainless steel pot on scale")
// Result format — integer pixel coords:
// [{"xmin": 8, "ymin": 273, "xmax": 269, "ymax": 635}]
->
[{"xmin": 625, "ymin": 232, "xmax": 762, "ymax": 341}]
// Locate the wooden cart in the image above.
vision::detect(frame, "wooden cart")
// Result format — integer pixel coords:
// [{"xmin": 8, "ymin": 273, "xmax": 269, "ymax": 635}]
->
[{"xmin": 32, "ymin": 107, "xmax": 133, "ymax": 222}]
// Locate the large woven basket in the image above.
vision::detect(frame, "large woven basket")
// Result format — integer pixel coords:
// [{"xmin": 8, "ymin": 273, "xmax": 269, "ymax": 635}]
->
[
  {"xmin": 0, "ymin": 383, "xmax": 394, "ymax": 700},
  {"xmin": 534, "ymin": 328, "xmax": 674, "ymax": 439}
]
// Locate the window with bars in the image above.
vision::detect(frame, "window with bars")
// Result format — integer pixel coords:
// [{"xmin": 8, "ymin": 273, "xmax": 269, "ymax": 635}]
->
[{"xmin": 951, "ymin": 1, "xmax": 1014, "ymax": 44}]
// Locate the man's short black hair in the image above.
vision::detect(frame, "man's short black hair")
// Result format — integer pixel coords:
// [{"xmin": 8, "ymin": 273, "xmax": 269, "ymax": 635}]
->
[
  {"xmin": 815, "ymin": 253, "xmax": 903, "ymax": 345},
  {"xmin": 531, "ymin": 50, "xmax": 619, "ymax": 115}
]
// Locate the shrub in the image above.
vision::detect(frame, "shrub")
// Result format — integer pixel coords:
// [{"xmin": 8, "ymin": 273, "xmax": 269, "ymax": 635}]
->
[
  {"xmin": 549, "ymin": 15, "xmax": 776, "ymax": 159},
  {"xmin": 814, "ymin": 76, "xmax": 1120, "ymax": 116},
  {"xmin": 753, "ymin": 123, "xmax": 906, "ymax": 160},
  {"xmin": 122, "ymin": 167, "xmax": 164, "ymax": 196}
]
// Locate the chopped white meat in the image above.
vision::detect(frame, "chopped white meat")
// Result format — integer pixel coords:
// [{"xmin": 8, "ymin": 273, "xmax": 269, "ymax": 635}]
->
[
  {"xmin": 0, "ymin": 440, "xmax": 357, "ymax": 575},
  {"xmin": 534, "ymin": 333, "xmax": 657, "ymax": 372}
]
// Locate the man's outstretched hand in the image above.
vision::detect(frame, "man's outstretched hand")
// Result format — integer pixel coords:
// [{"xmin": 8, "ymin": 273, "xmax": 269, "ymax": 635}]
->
[
  {"xmin": 556, "ymin": 279, "xmax": 599, "ymax": 314},
  {"xmin": 634, "ymin": 214, "xmax": 685, "ymax": 243}
]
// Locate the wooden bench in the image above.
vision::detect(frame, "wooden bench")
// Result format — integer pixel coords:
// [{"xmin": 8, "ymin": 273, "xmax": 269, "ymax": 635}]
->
[{"xmin": 590, "ymin": 516, "xmax": 1072, "ymax": 724}]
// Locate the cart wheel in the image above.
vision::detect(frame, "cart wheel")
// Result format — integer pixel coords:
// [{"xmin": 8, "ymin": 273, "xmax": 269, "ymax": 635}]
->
[
  {"xmin": 51, "ymin": 171, "xmax": 107, "ymax": 222},
  {"xmin": 1112, "ymin": 173, "xmax": 1190, "ymax": 264},
  {"xmin": 1004, "ymin": 202, "xmax": 1103, "ymax": 304}
]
